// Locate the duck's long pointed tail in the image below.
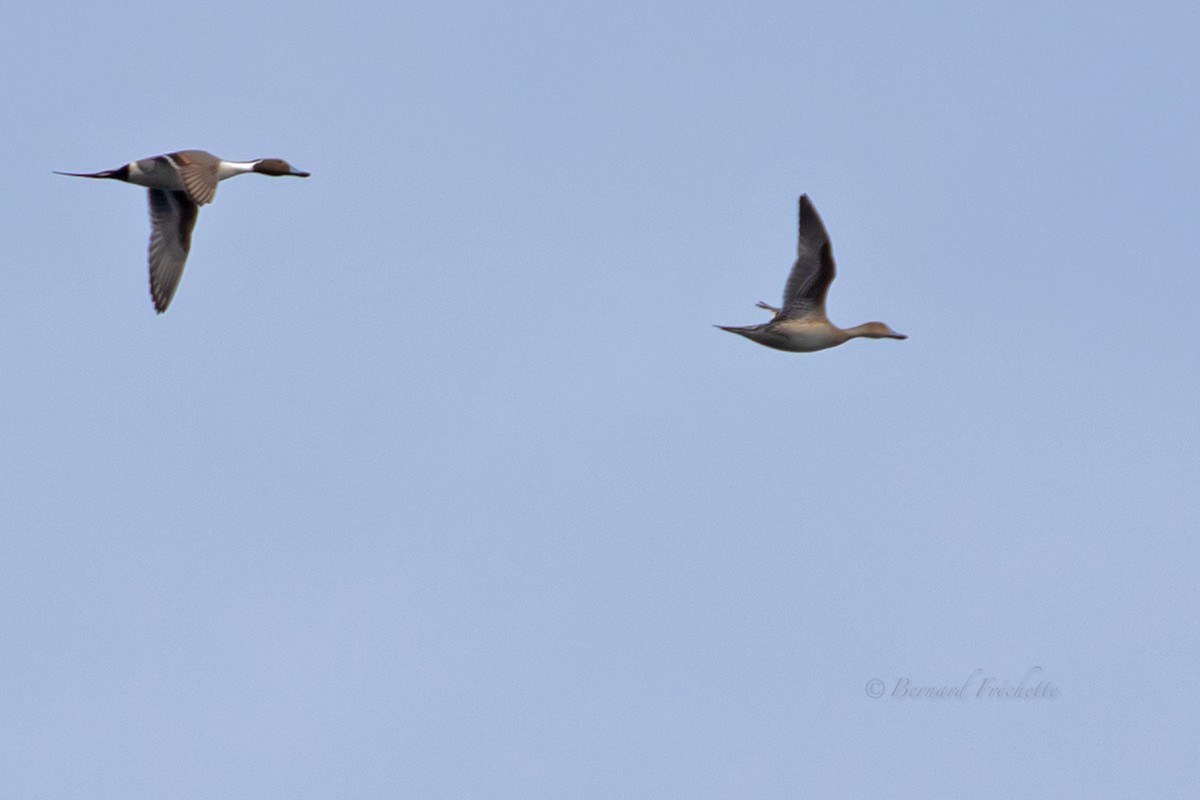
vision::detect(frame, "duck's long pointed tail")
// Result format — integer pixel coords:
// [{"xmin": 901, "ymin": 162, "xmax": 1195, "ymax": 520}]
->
[
  {"xmin": 54, "ymin": 167, "xmax": 127, "ymax": 180},
  {"xmin": 54, "ymin": 170, "xmax": 118, "ymax": 179},
  {"xmin": 714, "ymin": 324, "xmax": 758, "ymax": 337}
]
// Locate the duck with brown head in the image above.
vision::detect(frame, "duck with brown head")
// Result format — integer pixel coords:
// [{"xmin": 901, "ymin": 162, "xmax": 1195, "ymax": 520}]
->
[{"xmin": 57, "ymin": 149, "xmax": 309, "ymax": 313}]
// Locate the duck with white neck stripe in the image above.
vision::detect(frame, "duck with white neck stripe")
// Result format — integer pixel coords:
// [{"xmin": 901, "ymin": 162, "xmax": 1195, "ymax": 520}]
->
[{"xmin": 57, "ymin": 149, "xmax": 309, "ymax": 313}]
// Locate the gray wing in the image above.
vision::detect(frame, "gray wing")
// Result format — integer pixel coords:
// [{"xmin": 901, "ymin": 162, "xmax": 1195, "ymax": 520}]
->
[
  {"xmin": 147, "ymin": 189, "xmax": 199, "ymax": 313},
  {"xmin": 780, "ymin": 194, "xmax": 836, "ymax": 320},
  {"xmin": 165, "ymin": 150, "xmax": 219, "ymax": 205}
]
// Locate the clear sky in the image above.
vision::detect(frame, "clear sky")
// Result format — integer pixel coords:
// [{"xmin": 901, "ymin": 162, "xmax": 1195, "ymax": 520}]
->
[{"xmin": 2, "ymin": 1, "xmax": 1198, "ymax": 797}]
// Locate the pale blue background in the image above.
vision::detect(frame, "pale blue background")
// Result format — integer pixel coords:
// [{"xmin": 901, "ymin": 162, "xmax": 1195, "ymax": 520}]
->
[{"xmin": 2, "ymin": 1, "xmax": 1198, "ymax": 797}]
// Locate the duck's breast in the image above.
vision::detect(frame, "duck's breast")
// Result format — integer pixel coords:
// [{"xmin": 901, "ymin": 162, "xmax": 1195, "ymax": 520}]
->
[{"xmin": 773, "ymin": 319, "xmax": 848, "ymax": 352}]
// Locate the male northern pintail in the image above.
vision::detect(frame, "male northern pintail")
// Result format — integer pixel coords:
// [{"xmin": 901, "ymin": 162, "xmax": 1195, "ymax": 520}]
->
[
  {"xmin": 717, "ymin": 194, "xmax": 906, "ymax": 352},
  {"xmin": 56, "ymin": 150, "xmax": 309, "ymax": 313}
]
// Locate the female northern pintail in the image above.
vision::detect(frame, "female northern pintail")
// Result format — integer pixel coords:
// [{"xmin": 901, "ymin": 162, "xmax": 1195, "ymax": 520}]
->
[
  {"xmin": 56, "ymin": 150, "xmax": 309, "ymax": 313},
  {"xmin": 717, "ymin": 195, "xmax": 906, "ymax": 352}
]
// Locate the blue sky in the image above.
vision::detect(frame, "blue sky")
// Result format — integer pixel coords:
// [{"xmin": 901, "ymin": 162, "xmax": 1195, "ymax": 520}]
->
[{"xmin": 2, "ymin": 1, "xmax": 1198, "ymax": 797}]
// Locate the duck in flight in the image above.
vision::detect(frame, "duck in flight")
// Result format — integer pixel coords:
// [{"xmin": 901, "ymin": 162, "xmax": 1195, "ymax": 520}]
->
[
  {"xmin": 56, "ymin": 150, "xmax": 309, "ymax": 313},
  {"xmin": 717, "ymin": 195, "xmax": 906, "ymax": 352}
]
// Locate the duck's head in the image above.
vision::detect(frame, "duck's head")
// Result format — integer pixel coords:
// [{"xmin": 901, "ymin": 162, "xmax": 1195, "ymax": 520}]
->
[
  {"xmin": 854, "ymin": 322, "xmax": 907, "ymax": 340},
  {"xmin": 253, "ymin": 158, "xmax": 310, "ymax": 177}
]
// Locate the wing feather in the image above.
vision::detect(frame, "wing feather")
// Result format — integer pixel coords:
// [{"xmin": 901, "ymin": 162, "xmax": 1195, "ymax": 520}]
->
[
  {"xmin": 147, "ymin": 189, "xmax": 199, "ymax": 313},
  {"xmin": 780, "ymin": 194, "xmax": 836, "ymax": 320},
  {"xmin": 165, "ymin": 150, "xmax": 219, "ymax": 205}
]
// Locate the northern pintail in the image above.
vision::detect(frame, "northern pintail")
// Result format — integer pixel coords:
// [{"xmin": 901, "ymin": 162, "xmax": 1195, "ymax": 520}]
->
[
  {"xmin": 717, "ymin": 195, "xmax": 906, "ymax": 352},
  {"xmin": 56, "ymin": 150, "xmax": 309, "ymax": 313}
]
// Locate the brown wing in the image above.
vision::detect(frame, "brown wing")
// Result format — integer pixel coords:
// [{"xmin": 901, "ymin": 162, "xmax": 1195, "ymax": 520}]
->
[{"xmin": 165, "ymin": 150, "xmax": 219, "ymax": 205}]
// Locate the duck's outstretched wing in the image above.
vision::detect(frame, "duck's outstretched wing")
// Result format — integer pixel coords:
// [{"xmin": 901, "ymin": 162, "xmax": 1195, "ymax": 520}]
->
[
  {"xmin": 147, "ymin": 189, "xmax": 199, "ymax": 313},
  {"xmin": 780, "ymin": 194, "xmax": 836, "ymax": 321}
]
